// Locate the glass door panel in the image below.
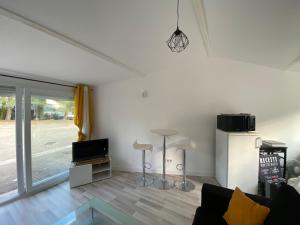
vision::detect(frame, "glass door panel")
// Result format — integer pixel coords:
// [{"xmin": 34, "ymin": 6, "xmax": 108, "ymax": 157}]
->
[
  {"xmin": 0, "ymin": 86, "xmax": 17, "ymax": 197},
  {"xmin": 31, "ymin": 95, "xmax": 77, "ymax": 185}
]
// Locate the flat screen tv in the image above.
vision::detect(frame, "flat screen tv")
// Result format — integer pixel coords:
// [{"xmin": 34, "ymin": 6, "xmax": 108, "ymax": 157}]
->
[{"xmin": 72, "ymin": 138, "xmax": 109, "ymax": 162}]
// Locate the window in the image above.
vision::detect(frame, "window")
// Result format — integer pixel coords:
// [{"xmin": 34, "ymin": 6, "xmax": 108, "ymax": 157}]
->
[
  {"xmin": 0, "ymin": 87, "xmax": 17, "ymax": 197},
  {"xmin": 0, "ymin": 79, "xmax": 76, "ymax": 203},
  {"xmin": 31, "ymin": 96, "xmax": 77, "ymax": 184}
]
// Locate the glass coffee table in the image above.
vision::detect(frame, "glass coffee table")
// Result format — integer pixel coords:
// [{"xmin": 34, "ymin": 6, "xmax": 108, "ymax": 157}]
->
[{"xmin": 53, "ymin": 197, "xmax": 143, "ymax": 225}]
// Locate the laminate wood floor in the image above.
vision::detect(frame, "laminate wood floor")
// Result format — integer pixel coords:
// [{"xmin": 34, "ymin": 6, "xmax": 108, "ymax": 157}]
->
[{"xmin": 0, "ymin": 171, "xmax": 218, "ymax": 225}]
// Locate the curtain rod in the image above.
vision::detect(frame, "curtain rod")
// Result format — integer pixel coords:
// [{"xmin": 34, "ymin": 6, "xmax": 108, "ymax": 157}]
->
[{"xmin": 0, "ymin": 73, "xmax": 76, "ymax": 88}]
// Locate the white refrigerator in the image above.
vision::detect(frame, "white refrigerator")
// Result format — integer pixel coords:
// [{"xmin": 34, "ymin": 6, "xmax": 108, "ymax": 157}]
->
[{"xmin": 215, "ymin": 129, "xmax": 262, "ymax": 194}]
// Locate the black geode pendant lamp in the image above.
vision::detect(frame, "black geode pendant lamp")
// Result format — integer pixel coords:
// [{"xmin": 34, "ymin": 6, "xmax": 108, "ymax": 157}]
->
[{"xmin": 167, "ymin": 0, "xmax": 189, "ymax": 53}]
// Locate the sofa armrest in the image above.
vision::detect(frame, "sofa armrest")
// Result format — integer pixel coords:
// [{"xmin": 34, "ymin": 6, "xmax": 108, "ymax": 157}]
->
[
  {"xmin": 201, "ymin": 183, "xmax": 270, "ymax": 216},
  {"xmin": 201, "ymin": 183, "xmax": 234, "ymax": 216}
]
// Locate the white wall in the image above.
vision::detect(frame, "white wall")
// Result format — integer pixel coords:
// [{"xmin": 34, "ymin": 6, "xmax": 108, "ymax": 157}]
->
[{"xmin": 94, "ymin": 56, "xmax": 300, "ymax": 177}]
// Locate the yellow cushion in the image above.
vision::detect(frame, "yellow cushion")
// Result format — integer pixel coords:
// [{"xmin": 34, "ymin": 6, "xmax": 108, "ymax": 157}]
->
[{"xmin": 223, "ymin": 187, "xmax": 270, "ymax": 225}]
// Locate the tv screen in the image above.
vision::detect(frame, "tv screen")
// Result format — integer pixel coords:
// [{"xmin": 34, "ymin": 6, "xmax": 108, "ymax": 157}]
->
[{"xmin": 72, "ymin": 138, "xmax": 109, "ymax": 162}]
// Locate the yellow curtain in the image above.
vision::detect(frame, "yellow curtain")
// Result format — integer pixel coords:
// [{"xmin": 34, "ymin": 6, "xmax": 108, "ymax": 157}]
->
[
  {"xmin": 88, "ymin": 88, "xmax": 93, "ymax": 139},
  {"xmin": 74, "ymin": 84, "xmax": 94, "ymax": 141},
  {"xmin": 74, "ymin": 85, "xmax": 85, "ymax": 141}
]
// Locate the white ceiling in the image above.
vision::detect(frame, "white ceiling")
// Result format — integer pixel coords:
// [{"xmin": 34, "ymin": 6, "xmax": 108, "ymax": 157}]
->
[
  {"xmin": 0, "ymin": 15, "xmax": 134, "ymax": 84},
  {"xmin": 204, "ymin": 0, "xmax": 300, "ymax": 72},
  {"xmin": 0, "ymin": 0, "xmax": 204, "ymax": 85},
  {"xmin": 0, "ymin": 0, "xmax": 299, "ymax": 85}
]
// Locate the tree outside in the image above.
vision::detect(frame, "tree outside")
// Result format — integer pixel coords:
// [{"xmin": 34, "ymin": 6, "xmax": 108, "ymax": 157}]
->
[
  {"xmin": 0, "ymin": 96, "xmax": 15, "ymax": 120},
  {"xmin": 0, "ymin": 96, "xmax": 74, "ymax": 121},
  {"xmin": 32, "ymin": 97, "xmax": 74, "ymax": 121}
]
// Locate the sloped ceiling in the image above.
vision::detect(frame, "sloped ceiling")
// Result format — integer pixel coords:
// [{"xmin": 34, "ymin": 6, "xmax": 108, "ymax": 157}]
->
[
  {"xmin": 0, "ymin": 0, "xmax": 204, "ymax": 85},
  {"xmin": 0, "ymin": 14, "xmax": 134, "ymax": 84},
  {"xmin": 0, "ymin": 0, "xmax": 299, "ymax": 85},
  {"xmin": 203, "ymin": 0, "xmax": 300, "ymax": 72}
]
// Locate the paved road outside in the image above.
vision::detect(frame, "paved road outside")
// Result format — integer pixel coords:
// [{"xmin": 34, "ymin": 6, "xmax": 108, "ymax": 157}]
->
[{"xmin": 0, "ymin": 120, "xmax": 77, "ymax": 195}]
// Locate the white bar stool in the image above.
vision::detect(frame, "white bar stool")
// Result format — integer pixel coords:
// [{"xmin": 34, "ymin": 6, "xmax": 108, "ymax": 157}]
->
[
  {"xmin": 133, "ymin": 141, "xmax": 153, "ymax": 187},
  {"xmin": 175, "ymin": 143, "xmax": 195, "ymax": 192}
]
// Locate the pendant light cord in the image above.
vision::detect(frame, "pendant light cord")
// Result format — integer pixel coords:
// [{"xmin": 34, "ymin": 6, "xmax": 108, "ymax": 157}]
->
[{"xmin": 177, "ymin": 0, "xmax": 180, "ymax": 29}]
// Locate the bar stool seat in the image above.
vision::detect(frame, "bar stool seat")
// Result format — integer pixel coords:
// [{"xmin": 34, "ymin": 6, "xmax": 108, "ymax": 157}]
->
[
  {"xmin": 133, "ymin": 141, "xmax": 153, "ymax": 187},
  {"xmin": 175, "ymin": 143, "xmax": 195, "ymax": 192},
  {"xmin": 176, "ymin": 143, "xmax": 194, "ymax": 151},
  {"xmin": 133, "ymin": 142, "xmax": 153, "ymax": 151}
]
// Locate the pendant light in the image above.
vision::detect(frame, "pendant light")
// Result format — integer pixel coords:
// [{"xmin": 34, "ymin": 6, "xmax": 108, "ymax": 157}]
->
[{"xmin": 167, "ymin": 0, "xmax": 189, "ymax": 52}]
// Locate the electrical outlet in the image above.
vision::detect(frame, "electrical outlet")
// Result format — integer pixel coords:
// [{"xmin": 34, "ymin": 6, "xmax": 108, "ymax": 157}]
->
[{"xmin": 166, "ymin": 159, "xmax": 172, "ymax": 163}]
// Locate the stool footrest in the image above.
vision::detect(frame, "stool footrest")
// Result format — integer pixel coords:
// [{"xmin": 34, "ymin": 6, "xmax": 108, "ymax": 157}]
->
[
  {"xmin": 176, "ymin": 163, "xmax": 183, "ymax": 171},
  {"xmin": 144, "ymin": 162, "xmax": 152, "ymax": 169}
]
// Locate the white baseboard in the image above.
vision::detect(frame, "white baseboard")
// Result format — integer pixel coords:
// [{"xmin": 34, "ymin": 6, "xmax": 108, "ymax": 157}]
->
[{"xmin": 112, "ymin": 165, "xmax": 214, "ymax": 177}]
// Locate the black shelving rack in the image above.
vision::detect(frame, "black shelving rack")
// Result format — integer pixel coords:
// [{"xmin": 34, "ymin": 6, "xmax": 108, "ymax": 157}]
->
[
  {"xmin": 258, "ymin": 144, "xmax": 287, "ymax": 197},
  {"xmin": 259, "ymin": 144, "xmax": 287, "ymax": 179}
]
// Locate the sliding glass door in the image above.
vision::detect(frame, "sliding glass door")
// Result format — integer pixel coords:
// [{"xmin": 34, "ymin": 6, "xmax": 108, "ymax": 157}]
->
[
  {"xmin": 0, "ymin": 81, "xmax": 75, "ymax": 203},
  {"xmin": 0, "ymin": 86, "xmax": 24, "ymax": 201},
  {"xmin": 30, "ymin": 94, "xmax": 77, "ymax": 186}
]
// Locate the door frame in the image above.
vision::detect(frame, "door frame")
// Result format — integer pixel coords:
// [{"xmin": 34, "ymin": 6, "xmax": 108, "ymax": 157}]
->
[
  {"xmin": 15, "ymin": 86, "xmax": 25, "ymax": 194},
  {"xmin": 0, "ymin": 81, "xmax": 74, "ymax": 204},
  {"xmin": 25, "ymin": 87, "xmax": 73, "ymax": 192}
]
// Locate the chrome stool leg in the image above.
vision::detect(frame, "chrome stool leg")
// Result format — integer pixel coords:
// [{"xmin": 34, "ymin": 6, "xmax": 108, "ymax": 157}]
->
[
  {"xmin": 175, "ymin": 149, "xmax": 195, "ymax": 192},
  {"xmin": 153, "ymin": 136, "xmax": 173, "ymax": 190},
  {"xmin": 142, "ymin": 149, "xmax": 146, "ymax": 186},
  {"xmin": 136, "ymin": 149, "xmax": 153, "ymax": 187}
]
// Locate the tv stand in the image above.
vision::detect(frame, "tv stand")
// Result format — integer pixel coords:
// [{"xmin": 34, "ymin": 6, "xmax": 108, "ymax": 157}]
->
[
  {"xmin": 74, "ymin": 156, "xmax": 110, "ymax": 166},
  {"xmin": 69, "ymin": 156, "xmax": 112, "ymax": 188}
]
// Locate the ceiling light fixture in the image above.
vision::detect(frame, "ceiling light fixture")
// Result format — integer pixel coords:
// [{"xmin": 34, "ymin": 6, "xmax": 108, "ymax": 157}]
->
[{"xmin": 167, "ymin": 0, "xmax": 189, "ymax": 53}]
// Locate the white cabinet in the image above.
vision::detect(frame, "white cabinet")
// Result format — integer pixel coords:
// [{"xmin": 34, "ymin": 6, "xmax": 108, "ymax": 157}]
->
[
  {"xmin": 216, "ymin": 129, "xmax": 261, "ymax": 194},
  {"xmin": 69, "ymin": 157, "xmax": 112, "ymax": 188},
  {"xmin": 69, "ymin": 164, "xmax": 92, "ymax": 188}
]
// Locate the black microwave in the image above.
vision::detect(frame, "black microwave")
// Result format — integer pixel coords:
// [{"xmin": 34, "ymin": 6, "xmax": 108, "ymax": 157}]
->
[{"xmin": 217, "ymin": 114, "xmax": 255, "ymax": 132}]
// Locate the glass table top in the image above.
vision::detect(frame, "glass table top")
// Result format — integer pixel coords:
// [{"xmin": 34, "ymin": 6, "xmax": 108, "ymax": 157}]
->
[{"xmin": 53, "ymin": 198, "xmax": 143, "ymax": 225}]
